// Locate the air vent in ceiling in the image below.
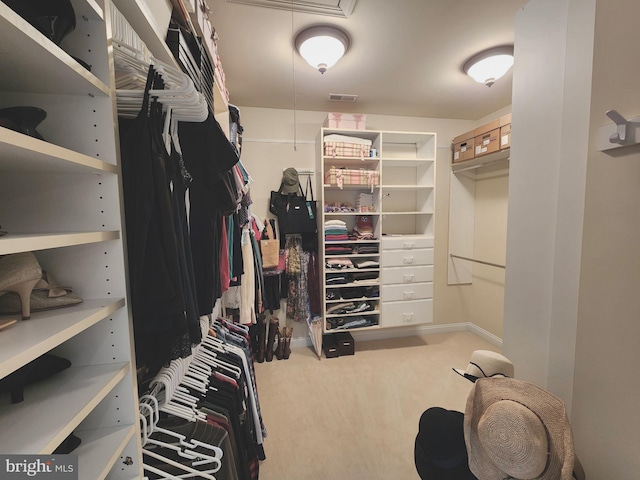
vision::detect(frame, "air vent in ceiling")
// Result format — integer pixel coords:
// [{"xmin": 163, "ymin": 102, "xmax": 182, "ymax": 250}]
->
[
  {"xmin": 328, "ymin": 93, "xmax": 358, "ymax": 102},
  {"xmin": 225, "ymin": 0, "xmax": 356, "ymax": 18}
]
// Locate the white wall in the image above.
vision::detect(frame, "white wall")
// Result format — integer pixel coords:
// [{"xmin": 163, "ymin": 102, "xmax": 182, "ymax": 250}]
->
[
  {"xmin": 571, "ymin": 0, "xmax": 640, "ymax": 476},
  {"xmin": 503, "ymin": 0, "xmax": 594, "ymax": 403},
  {"xmin": 237, "ymin": 107, "xmax": 478, "ymax": 336},
  {"xmin": 505, "ymin": 0, "xmax": 640, "ymax": 475}
]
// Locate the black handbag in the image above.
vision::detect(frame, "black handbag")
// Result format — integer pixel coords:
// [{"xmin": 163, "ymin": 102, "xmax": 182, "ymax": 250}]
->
[{"xmin": 270, "ymin": 175, "xmax": 317, "ymax": 235}]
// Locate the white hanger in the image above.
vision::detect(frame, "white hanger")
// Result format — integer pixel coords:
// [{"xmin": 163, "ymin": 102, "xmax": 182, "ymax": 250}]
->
[
  {"xmin": 139, "ymin": 395, "xmax": 223, "ymax": 460},
  {"xmin": 114, "ymin": 44, "xmax": 208, "ymax": 122},
  {"xmin": 143, "ymin": 447, "xmax": 218, "ymax": 480}
]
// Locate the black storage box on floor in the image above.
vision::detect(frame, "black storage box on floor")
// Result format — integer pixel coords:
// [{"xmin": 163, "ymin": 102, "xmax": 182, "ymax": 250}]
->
[
  {"xmin": 322, "ymin": 334, "xmax": 339, "ymax": 358},
  {"xmin": 335, "ymin": 331, "xmax": 355, "ymax": 356}
]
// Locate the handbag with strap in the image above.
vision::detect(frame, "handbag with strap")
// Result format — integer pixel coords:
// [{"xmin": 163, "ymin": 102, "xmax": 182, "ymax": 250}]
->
[
  {"xmin": 260, "ymin": 221, "xmax": 280, "ymax": 269},
  {"xmin": 270, "ymin": 175, "xmax": 318, "ymax": 235}
]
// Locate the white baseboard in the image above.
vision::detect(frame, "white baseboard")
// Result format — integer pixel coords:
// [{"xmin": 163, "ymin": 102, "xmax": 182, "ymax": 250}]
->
[{"xmin": 290, "ymin": 322, "xmax": 502, "ymax": 350}]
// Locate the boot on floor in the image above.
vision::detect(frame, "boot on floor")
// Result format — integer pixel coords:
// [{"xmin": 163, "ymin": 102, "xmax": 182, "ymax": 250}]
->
[
  {"xmin": 275, "ymin": 327, "xmax": 285, "ymax": 360},
  {"xmin": 255, "ymin": 313, "xmax": 267, "ymax": 363},
  {"xmin": 283, "ymin": 326, "xmax": 293, "ymax": 359},
  {"xmin": 265, "ymin": 316, "xmax": 279, "ymax": 362}
]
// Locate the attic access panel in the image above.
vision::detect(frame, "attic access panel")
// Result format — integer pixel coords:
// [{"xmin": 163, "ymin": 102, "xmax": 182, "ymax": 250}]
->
[{"xmin": 224, "ymin": 0, "xmax": 356, "ymax": 17}]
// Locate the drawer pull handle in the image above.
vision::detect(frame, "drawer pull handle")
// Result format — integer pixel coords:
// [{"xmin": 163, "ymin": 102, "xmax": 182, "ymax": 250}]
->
[
  {"xmin": 403, "ymin": 257, "xmax": 415, "ymax": 264},
  {"xmin": 403, "ymin": 291, "xmax": 415, "ymax": 300},
  {"xmin": 403, "ymin": 313, "xmax": 414, "ymax": 321},
  {"xmin": 403, "ymin": 274, "xmax": 415, "ymax": 283},
  {"xmin": 403, "ymin": 242, "xmax": 415, "ymax": 250}
]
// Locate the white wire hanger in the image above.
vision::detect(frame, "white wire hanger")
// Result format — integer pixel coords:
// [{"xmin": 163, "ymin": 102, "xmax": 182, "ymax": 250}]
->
[{"xmin": 114, "ymin": 43, "xmax": 208, "ymax": 123}]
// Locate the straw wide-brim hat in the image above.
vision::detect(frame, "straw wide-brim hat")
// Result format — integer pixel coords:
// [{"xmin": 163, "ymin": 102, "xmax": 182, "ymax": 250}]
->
[
  {"xmin": 464, "ymin": 377, "xmax": 575, "ymax": 480},
  {"xmin": 453, "ymin": 350, "xmax": 514, "ymax": 383}
]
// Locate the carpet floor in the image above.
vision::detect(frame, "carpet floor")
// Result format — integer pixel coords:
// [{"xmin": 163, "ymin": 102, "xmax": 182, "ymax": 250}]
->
[{"xmin": 253, "ymin": 330, "xmax": 497, "ymax": 479}]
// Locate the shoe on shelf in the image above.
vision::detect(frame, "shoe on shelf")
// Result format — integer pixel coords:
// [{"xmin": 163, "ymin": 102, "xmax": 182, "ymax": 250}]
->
[
  {"xmin": 0, "ymin": 252, "xmax": 43, "ymax": 320},
  {"xmin": 0, "ymin": 353, "xmax": 71, "ymax": 403},
  {"xmin": 0, "ymin": 106, "xmax": 47, "ymax": 140},
  {"xmin": 0, "ymin": 256, "xmax": 83, "ymax": 319}
]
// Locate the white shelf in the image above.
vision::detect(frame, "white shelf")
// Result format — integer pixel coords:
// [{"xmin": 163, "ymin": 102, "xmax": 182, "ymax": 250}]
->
[
  {"xmin": 111, "ymin": 0, "xmax": 178, "ymax": 68},
  {"xmin": 325, "ymin": 268, "xmax": 380, "ymax": 274},
  {"xmin": 0, "ymin": 231, "xmax": 120, "ymax": 254},
  {"xmin": 324, "ymin": 212, "xmax": 380, "ymax": 216},
  {"xmin": 76, "ymin": 425, "xmax": 137, "ymax": 480},
  {"xmin": 323, "ymin": 157, "xmax": 379, "ymax": 167},
  {"xmin": 0, "ymin": 127, "xmax": 118, "ymax": 174},
  {"xmin": 382, "ymin": 185, "xmax": 433, "ymax": 190},
  {"xmin": 327, "ymin": 323, "xmax": 381, "ymax": 333},
  {"xmin": 325, "ymin": 297, "xmax": 380, "ymax": 304},
  {"xmin": 322, "ymin": 129, "xmax": 380, "ymax": 141},
  {"xmin": 0, "ymin": 3, "xmax": 110, "ymax": 97},
  {"xmin": 325, "ymin": 239, "xmax": 380, "ymax": 244},
  {"xmin": 326, "ymin": 310, "xmax": 380, "ymax": 318},
  {"xmin": 0, "ymin": 362, "xmax": 130, "ymax": 454},
  {"xmin": 324, "ymin": 253, "xmax": 380, "ymax": 258},
  {"xmin": 382, "ymin": 211, "xmax": 433, "ymax": 215},
  {"xmin": 452, "ymin": 147, "xmax": 510, "ymax": 173},
  {"xmin": 380, "ymin": 158, "xmax": 434, "ymax": 166},
  {"xmin": 324, "ymin": 184, "xmax": 380, "ymax": 190},
  {"xmin": 325, "ymin": 282, "xmax": 380, "ymax": 288},
  {"xmin": 0, "ymin": 299, "xmax": 126, "ymax": 379}
]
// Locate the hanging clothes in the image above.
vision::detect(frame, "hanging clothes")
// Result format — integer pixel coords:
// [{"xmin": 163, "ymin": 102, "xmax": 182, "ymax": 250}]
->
[
  {"xmin": 119, "ymin": 67, "xmax": 190, "ymax": 372},
  {"xmin": 239, "ymin": 228, "xmax": 256, "ymax": 325},
  {"xmin": 285, "ymin": 235, "xmax": 311, "ymax": 323},
  {"xmin": 140, "ymin": 318, "xmax": 267, "ymax": 480},
  {"xmin": 179, "ymin": 113, "xmax": 240, "ymax": 315}
]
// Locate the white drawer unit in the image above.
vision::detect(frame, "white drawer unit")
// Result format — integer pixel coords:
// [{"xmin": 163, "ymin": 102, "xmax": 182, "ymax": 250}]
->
[
  {"xmin": 382, "ymin": 282, "xmax": 433, "ymax": 302},
  {"xmin": 382, "ymin": 299, "xmax": 433, "ymax": 327},
  {"xmin": 381, "ymin": 235, "xmax": 434, "ymax": 250},
  {"xmin": 381, "ymin": 248, "xmax": 433, "ymax": 267},
  {"xmin": 382, "ymin": 266, "xmax": 434, "ymax": 285}
]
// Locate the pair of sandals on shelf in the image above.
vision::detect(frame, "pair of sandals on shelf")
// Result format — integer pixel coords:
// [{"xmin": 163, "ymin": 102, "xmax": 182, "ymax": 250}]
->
[{"xmin": 0, "ymin": 252, "xmax": 83, "ymax": 331}]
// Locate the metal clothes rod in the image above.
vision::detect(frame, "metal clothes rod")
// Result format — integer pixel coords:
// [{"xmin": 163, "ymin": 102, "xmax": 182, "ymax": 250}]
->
[{"xmin": 450, "ymin": 254, "xmax": 506, "ymax": 269}]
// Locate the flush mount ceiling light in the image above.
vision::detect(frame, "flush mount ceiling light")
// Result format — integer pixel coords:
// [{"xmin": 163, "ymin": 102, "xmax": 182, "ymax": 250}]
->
[
  {"xmin": 295, "ymin": 25, "xmax": 350, "ymax": 74},
  {"xmin": 463, "ymin": 46, "xmax": 514, "ymax": 87}
]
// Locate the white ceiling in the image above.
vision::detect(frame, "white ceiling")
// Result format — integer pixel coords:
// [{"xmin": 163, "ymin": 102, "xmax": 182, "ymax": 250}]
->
[{"xmin": 206, "ymin": 0, "xmax": 528, "ymax": 120}]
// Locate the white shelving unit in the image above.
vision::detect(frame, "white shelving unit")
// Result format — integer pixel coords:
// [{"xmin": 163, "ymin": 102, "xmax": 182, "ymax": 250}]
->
[
  {"xmin": 316, "ymin": 128, "xmax": 436, "ymax": 355},
  {"xmin": 0, "ymin": 0, "xmax": 142, "ymax": 478}
]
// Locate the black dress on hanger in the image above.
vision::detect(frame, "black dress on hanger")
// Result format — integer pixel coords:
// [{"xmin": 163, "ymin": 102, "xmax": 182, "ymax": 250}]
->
[{"xmin": 119, "ymin": 67, "xmax": 189, "ymax": 372}]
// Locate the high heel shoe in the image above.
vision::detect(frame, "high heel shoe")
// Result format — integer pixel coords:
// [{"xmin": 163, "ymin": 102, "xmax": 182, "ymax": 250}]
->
[
  {"xmin": 0, "ymin": 252, "xmax": 42, "ymax": 320},
  {"xmin": 0, "ymin": 270, "xmax": 83, "ymax": 318}
]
